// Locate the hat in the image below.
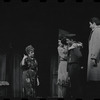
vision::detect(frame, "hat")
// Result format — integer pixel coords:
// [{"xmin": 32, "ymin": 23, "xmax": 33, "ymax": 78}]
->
[
  {"xmin": 58, "ymin": 29, "xmax": 76, "ymax": 39},
  {"xmin": 25, "ymin": 45, "xmax": 34, "ymax": 54}
]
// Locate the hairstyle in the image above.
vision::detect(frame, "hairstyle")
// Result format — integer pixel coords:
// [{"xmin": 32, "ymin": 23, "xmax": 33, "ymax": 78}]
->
[
  {"xmin": 61, "ymin": 37, "xmax": 68, "ymax": 45},
  {"xmin": 90, "ymin": 17, "xmax": 100, "ymax": 25},
  {"xmin": 25, "ymin": 45, "xmax": 34, "ymax": 55},
  {"xmin": 58, "ymin": 33, "xmax": 66, "ymax": 40}
]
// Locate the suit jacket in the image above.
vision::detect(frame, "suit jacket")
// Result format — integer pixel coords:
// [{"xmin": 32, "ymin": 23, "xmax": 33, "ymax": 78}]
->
[{"xmin": 87, "ymin": 26, "xmax": 100, "ymax": 81}]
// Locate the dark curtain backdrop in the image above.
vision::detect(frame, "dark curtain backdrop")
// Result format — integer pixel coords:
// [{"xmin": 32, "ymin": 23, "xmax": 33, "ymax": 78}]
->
[
  {"xmin": 5, "ymin": 48, "xmax": 23, "ymax": 98},
  {"xmin": 0, "ymin": 50, "xmax": 7, "ymax": 97},
  {"xmin": 50, "ymin": 52, "xmax": 58, "ymax": 97},
  {"xmin": 0, "ymin": 45, "xmax": 59, "ymax": 98},
  {"xmin": 0, "ymin": 46, "xmax": 52, "ymax": 98},
  {"xmin": 12, "ymin": 53, "xmax": 23, "ymax": 97},
  {"xmin": 0, "ymin": 51, "xmax": 6, "ymax": 81},
  {"xmin": 0, "ymin": 49, "xmax": 22, "ymax": 97}
]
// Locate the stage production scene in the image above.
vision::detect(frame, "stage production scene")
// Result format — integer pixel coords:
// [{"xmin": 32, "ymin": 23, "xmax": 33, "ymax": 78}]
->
[{"xmin": 0, "ymin": 0, "xmax": 100, "ymax": 100}]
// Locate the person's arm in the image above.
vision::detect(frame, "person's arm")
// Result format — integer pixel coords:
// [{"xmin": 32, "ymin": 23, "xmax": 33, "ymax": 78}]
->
[
  {"xmin": 35, "ymin": 59, "xmax": 38, "ymax": 72},
  {"xmin": 58, "ymin": 46, "xmax": 68, "ymax": 59},
  {"xmin": 34, "ymin": 59, "xmax": 40, "ymax": 86},
  {"xmin": 37, "ymin": 76, "xmax": 40, "ymax": 86},
  {"xmin": 68, "ymin": 43, "xmax": 77, "ymax": 50},
  {"xmin": 91, "ymin": 28, "xmax": 100, "ymax": 63},
  {"xmin": 20, "ymin": 54, "xmax": 27, "ymax": 66},
  {"xmin": 68, "ymin": 42, "xmax": 83, "ymax": 50}
]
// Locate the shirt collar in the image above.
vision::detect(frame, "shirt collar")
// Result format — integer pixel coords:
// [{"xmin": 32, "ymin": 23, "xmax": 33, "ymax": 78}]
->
[{"xmin": 92, "ymin": 25, "xmax": 100, "ymax": 32}]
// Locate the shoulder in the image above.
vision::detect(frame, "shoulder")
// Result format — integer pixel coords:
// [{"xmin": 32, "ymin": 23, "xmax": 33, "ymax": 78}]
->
[
  {"xmin": 72, "ymin": 43, "xmax": 78, "ymax": 48},
  {"xmin": 92, "ymin": 27, "xmax": 100, "ymax": 39},
  {"xmin": 58, "ymin": 46, "xmax": 63, "ymax": 51},
  {"xmin": 94, "ymin": 27, "xmax": 100, "ymax": 33}
]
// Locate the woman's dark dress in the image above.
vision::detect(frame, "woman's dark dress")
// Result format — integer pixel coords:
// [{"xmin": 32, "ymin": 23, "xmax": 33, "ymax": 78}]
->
[{"xmin": 21, "ymin": 57, "xmax": 38, "ymax": 97}]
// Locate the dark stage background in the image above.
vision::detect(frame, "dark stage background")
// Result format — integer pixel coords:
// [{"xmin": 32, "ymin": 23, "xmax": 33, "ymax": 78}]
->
[{"xmin": 0, "ymin": 0, "xmax": 99, "ymax": 98}]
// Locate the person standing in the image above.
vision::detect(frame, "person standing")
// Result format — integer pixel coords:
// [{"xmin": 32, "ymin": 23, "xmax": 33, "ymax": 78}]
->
[
  {"xmin": 67, "ymin": 37, "xmax": 83, "ymax": 99},
  {"xmin": 87, "ymin": 17, "xmax": 100, "ymax": 81},
  {"xmin": 87, "ymin": 17, "xmax": 100, "ymax": 98},
  {"xmin": 20, "ymin": 45, "xmax": 39, "ymax": 98},
  {"xmin": 57, "ymin": 37, "xmax": 69, "ymax": 98}
]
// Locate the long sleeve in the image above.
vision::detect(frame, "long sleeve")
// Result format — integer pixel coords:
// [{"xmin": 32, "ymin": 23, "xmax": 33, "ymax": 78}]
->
[
  {"xmin": 91, "ymin": 28, "xmax": 100, "ymax": 61},
  {"xmin": 58, "ymin": 46, "xmax": 68, "ymax": 59},
  {"xmin": 68, "ymin": 43, "xmax": 78, "ymax": 50},
  {"xmin": 20, "ymin": 58, "xmax": 28, "ymax": 70},
  {"xmin": 35, "ymin": 59, "xmax": 38, "ymax": 72}
]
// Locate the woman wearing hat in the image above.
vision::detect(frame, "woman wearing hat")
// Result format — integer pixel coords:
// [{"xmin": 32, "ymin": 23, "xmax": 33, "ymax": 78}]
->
[{"xmin": 20, "ymin": 45, "xmax": 39, "ymax": 98}]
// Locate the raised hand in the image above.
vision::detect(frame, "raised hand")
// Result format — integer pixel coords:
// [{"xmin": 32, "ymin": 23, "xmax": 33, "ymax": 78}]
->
[{"xmin": 23, "ymin": 54, "xmax": 27, "ymax": 59}]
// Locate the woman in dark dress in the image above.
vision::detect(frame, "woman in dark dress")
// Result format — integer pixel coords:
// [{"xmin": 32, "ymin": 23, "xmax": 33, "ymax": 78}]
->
[{"xmin": 20, "ymin": 45, "xmax": 39, "ymax": 98}]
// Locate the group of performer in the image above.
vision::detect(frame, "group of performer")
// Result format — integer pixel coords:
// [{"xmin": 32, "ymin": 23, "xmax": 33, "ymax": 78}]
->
[
  {"xmin": 57, "ymin": 17, "xmax": 100, "ymax": 99},
  {"xmin": 19, "ymin": 16, "xmax": 100, "ymax": 99},
  {"xmin": 57, "ymin": 30, "xmax": 83, "ymax": 99}
]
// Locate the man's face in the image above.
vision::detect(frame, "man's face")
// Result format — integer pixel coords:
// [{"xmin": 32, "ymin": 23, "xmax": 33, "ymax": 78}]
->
[
  {"xmin": 89, "ymin": 22, "xmax": 95, "ymax": 30},
  {"xmin": 66, "ymin": 38, "xmax": 71, "ymax": 43},
  {"xmin": 66, "ymin": 38, "xmax": 73, "ymax": 46}
]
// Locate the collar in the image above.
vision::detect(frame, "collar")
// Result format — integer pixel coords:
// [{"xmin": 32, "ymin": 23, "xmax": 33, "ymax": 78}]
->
[{"xmin": 92, "ymin": 25, "xmax": 100, "ymax": 32}]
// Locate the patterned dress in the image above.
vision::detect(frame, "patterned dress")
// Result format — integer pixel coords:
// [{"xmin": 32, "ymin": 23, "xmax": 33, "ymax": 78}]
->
[
  {"xmin": 21, "ymin": 57, "xmax": 38, "ymax": 97},
  {"xmin": 57, "ymin": 45, "xmax": 69, "ymax": 98}
]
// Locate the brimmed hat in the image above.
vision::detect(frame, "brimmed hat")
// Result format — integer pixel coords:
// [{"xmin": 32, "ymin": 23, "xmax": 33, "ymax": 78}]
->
[{"xmin": 58, "ymin": 29, "xmax": 76, "ymax": 40}]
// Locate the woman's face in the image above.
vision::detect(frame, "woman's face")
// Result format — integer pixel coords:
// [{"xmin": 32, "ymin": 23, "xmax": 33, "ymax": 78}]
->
[
  {"xmin": 58, "ymin": 40, "xmax": 63, "ymax": 46},
  {"xmin": 28, "ymin": 51, "xmax": 34, "ymax": 58}
]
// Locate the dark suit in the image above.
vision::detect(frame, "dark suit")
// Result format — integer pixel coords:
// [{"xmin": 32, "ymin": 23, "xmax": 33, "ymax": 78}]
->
[{"xmin": 67, "ymin": 46, "xmax": 82, "ymax": 98}]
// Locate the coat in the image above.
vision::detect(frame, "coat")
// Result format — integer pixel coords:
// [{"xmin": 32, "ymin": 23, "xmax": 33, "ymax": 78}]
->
[
  {"xmin": 67, "ymin": 47, "xmax": 82, "ymax": 64},
  {"xmin": 67, "ymin": 45, "xmax": 83, "ymax": 98},
  {"xmin": 67, "ymin": 46, "xmax": 82, "ymax": 77},
  {"xmin": 87, "ymin": 26, "xmax": 100, "ymax": 81}
]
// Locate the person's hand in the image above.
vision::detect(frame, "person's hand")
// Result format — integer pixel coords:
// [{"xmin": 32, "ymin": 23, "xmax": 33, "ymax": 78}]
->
[
  {"xmin": 91, "ymin": 59, "xmax": 97, "ymax": 67},
  {"xmin": 23, "ymin": 54, "xmax": 27, "ymax": 59},
  {"xmin": 37, "ymin": 78, "xmax": 40, "ymax": 86},
  {"xmin": 78, "ymin": 42, "xmax": 83, "ymax": 47},
  {"xmin": 81, "ymin": 66, "xmax": 84, "ymax": 69}
]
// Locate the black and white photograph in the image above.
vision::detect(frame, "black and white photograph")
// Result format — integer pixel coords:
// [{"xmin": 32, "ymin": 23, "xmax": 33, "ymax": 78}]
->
[{"xmin": 0, "ymin": 0, "xmax": 100, "ymax": 100}]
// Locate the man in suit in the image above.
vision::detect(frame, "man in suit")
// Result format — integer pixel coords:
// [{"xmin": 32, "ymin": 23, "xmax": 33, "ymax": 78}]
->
[{"xmin": 67, "ymin": 36, "xmax": 83, "ymax": 99}]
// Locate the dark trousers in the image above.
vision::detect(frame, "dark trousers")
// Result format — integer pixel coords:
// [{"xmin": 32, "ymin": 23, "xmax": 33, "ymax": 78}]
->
[{"xmin": 68, "ymin": 63, "xmax": 83, "ymax": 98}]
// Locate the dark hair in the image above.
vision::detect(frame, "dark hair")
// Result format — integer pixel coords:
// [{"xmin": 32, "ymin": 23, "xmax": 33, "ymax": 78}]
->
[
  {"xmin": 58, "ymin": 33, "xmax": 66, "ymax": 40},
  {"xmin": 90, "ymin": 17, "xmax": 100, "ymax": 25},
  {"xmin": 61, "ymin": 37, "xmax": 68, "ymax": 45}
]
